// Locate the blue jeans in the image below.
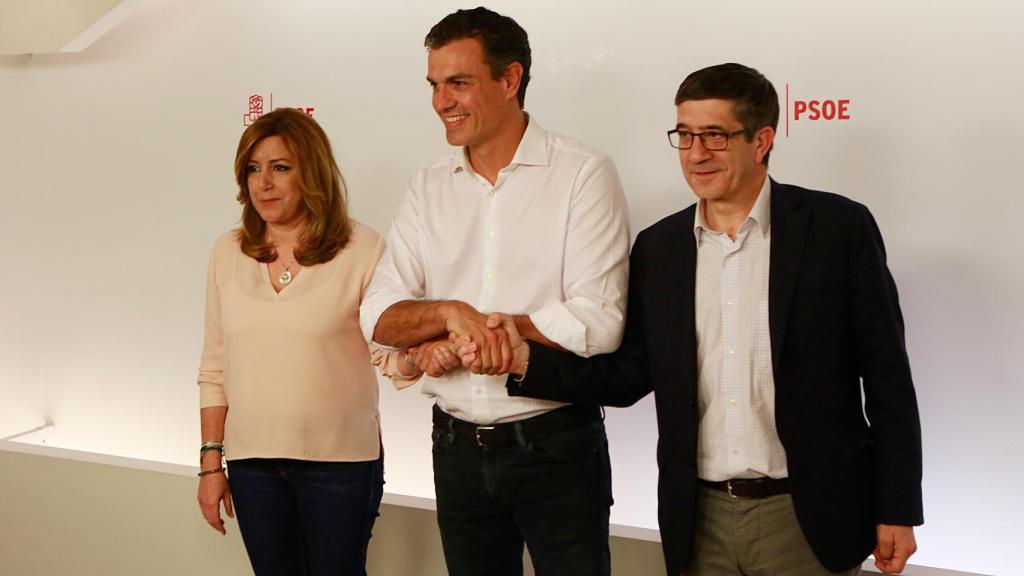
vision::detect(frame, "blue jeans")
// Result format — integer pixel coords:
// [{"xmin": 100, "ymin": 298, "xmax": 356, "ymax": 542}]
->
[
  {"xmin": 432, "ymin": 406, "xmax": 613, "ymax": 576},
  {"xmin": 227, "ymin": 458, "xmax": 383, "ymax": 576}
]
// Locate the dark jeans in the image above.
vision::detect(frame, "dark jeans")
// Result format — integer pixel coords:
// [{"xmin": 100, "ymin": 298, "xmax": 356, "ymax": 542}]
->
[
  {"xmin": 432, "ymin": 406, "xmax": 613, "ymax": 576},
  {"xmin": 227, "ymin": 457, "xmax": 383, "ymax": 576}
]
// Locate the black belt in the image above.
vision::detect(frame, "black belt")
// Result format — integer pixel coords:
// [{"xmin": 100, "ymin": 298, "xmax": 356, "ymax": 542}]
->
[
  {"xmin": 700, "ymin": 477, "xmax": 789, "ymax": 499},
  {"xmin": 432, "ymin": 404, "xmax": 600, "ymax": 447}
]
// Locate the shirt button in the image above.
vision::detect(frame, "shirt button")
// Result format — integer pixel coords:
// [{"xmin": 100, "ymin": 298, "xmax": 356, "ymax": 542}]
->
[
  {"xmin": 474, "ymin": 389, "xmax": 482, "ymax": 395},
  {"xmin": 726, "ymin": 300, "xmax": 734, "ymax": 306},
  {"xmin": 729, "ymin": 399, "xmax": 736, "ymax": 406},
  {"xmin": 727, "ymin": 350, "xmax": 735, "ymax": 356},
  {"xmin": 732, "ymin": 448, "xmax": 740, "ymax": 455},
  {"xmin": 486, "ymin": 270, "xmax": 496, "ymax": 279},
  {"xmin": 488, "ymin": 230, "xmax": 496, "ymax": 238}
]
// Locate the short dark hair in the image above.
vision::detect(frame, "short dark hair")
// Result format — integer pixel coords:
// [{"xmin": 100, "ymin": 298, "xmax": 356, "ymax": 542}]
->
[
  {"xmin": 674, "ymin": 63, "xmax": 779, "ymax": 165},
  {"xmin": 425, "ymin": 7, "xmax": 531, "ymax": 108}
]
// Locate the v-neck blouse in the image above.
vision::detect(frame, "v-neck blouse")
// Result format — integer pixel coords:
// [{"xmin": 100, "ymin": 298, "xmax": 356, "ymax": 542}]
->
[{"xmin": 198, "ymin": 220, "xmax": 385, "ymax": 462}]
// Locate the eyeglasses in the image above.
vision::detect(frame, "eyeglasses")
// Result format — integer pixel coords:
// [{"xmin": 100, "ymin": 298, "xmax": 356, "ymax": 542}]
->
[{"xmin": 666, "ymin": 128, "xmax": 748, "ymax": 150}]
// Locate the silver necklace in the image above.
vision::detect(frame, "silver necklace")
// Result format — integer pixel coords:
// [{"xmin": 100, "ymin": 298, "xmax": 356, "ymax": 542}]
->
[
  {"xmin": 278, "ymin": 260, "xmax": 296, "ymax": 285},
  {"xmin": 267, "ymin": 234, "xmax": 297, "ymax": 286}
]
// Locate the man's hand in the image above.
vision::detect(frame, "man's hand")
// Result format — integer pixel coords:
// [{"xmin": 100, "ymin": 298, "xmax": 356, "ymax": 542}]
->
[
  {"xmin": 874, "ymin": 524, "xmax": 917, "ymax": 574},
  {"xmin": 443, "ymin": 302, "xmax": 514, "ymax": 375},
  {"xmin": 456, "ymin": 313, "xmax": 529, "ymax": 375},
  {"xmin": 410, "ymin": 338, "xmax": 462, "ymax": 378}
]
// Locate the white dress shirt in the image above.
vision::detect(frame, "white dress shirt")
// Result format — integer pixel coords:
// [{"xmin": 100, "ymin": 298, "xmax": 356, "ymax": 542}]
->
[
  {"xmin": 360, "ymin": 117, "xmax": 630, "ymax": 424},
  {"xmin": 694, "ymin": 175, "xmax": 788, "ymax": 481}
]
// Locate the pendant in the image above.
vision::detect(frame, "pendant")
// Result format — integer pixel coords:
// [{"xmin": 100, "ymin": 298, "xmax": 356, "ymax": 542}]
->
[{"xmin": 278, "ymin": 270, "xmax": 292, "ymax": 285}]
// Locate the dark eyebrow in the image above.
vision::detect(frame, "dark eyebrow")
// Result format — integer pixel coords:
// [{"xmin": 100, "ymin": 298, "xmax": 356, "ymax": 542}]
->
[
  {"xmin": 427, "ymin": 74, "xmax": 474, "ymax": 85},
  {"xmin": 675, "ymin": 123, "xmax": 728, "ymax": 131}
]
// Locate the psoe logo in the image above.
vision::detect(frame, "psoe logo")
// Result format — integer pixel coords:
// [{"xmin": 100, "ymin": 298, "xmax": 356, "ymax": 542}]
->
[
  {"xmin": 784, "ymin": 83, "xmax": 851, "ymax": 137},
  {"xmin": 243, "ymin": 93, "xmax": 316, "ymax": 126}
]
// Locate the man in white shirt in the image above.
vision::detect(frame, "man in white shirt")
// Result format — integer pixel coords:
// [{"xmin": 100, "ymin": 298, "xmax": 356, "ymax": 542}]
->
[
  {"xmin": 471, "ymin": 63, "xmax": 923, "ymax": 575},
  {"xmin": 359, "ymin": 7, "xmax": 629, "ymax": 576}
]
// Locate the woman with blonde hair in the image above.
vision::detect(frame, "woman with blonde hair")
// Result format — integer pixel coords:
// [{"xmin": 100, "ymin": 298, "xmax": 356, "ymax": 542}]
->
[{"xmin": 196, "ymin": 108, "xmax": 384, "ymax": 576}]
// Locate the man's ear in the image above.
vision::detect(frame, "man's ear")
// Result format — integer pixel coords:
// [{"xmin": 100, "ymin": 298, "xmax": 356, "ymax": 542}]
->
[
  {"xmin": 753, "ymin": 126, "xmax": 775, "ymax": 164},
  {"xmin": 502, "ymin": 62, "xmax": 523, "ymax": 103}
]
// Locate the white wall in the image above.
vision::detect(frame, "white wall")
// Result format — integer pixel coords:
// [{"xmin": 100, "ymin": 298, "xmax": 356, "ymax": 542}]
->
[{"xmin": 1, "ymin": 1, "xmax": 1021, "ymax": 574}]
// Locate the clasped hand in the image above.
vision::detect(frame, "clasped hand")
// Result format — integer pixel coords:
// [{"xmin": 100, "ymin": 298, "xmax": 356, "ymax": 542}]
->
[
  {"xmin": 444, "ymin": 304, "xmax": 522, "ymax": 375},
  {"xmin": 450, "ymin": 312, "xmax": 526, "ymax": 375},
  {"xmin": 406, "ymin": 304, "xmax": 525, "ymax": 377},
  {"xmin": 410, "ymin": 303, "xmax": 521, "ymax": 376}
]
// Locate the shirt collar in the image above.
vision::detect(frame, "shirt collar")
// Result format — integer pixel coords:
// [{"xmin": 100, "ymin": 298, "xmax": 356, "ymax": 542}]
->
[
  {"xmin": 749, "ymin": 175, "xmax": 772, "ymax": 237},
  {"xmin": 451, "ymin": 113, "xmax": 549, "ymax": 174},
  {"xmin": 693, "ymin": 174, "xmax": 772, "ymax": 241}
]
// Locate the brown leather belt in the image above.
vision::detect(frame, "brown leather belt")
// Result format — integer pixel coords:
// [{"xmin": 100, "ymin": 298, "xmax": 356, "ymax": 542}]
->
[
  {"xmin": 432, "ymin": 404, "xmax": 600, "ymax": 447},
  {"xmin": 700, "ymin": 477, "xmax": 789, "ymax": 499}
]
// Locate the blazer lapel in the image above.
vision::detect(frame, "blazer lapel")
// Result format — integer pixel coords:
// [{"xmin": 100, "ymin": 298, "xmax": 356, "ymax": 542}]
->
[
  {"xmin": 768, "ymin": 181, "xmax": 810, "ymax": 372},
  {"xmin": 677, "ymin": 208, "xmax": 697, "ymax": 344},
  {"xmin": 674, "ymin": 208, "xmax": 698, "ymax": 388}
]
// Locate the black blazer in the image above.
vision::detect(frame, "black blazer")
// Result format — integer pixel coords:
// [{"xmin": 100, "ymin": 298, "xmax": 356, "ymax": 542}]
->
[{"xmin": 509, "ymin": 181, "xmax": 923, "ymax": 575}]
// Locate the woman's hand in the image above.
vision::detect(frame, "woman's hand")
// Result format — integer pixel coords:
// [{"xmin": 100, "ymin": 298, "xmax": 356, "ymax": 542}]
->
[
  {"xmin": 411, "ymin": 338, "xmax": 462, "ymax": 378},
  {"xmin": 197, "ymin": 467, "xmax": 234, "ymax": 535},
  {"xmin": 197, "ymin": 407, "xmax": 232, "ymax": 534}
]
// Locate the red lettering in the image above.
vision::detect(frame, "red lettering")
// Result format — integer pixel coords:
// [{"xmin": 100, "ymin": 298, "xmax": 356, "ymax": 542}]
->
[
  {"xmin": 808, "ymin": 100, "xmax": 821, "ymax": 120},
  {"xmin": 822, "ymin": 100, "xmax": 836, "ymax": 120},
  {"xmin": 794, "ymin": 100, "xmax": 807, "ymax": 120},
  {"xmin": 793, "ymin": 99, "xmax": 851, "ymax": 121}
]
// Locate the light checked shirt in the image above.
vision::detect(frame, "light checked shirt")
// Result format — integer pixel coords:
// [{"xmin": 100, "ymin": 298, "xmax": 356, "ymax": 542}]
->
[{"xmin": 694, "ymin": 175, "xmax": 788, "ymax": 481}]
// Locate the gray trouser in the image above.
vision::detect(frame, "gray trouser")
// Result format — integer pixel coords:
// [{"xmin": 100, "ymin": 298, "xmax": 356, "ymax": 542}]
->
[{"xmin": 685, "ymin": 485, "xmax": 861, "ymax": 576}]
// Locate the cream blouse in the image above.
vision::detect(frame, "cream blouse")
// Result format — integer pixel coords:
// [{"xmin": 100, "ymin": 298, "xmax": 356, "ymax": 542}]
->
[{"xmin": 197, "ymin": 220, "xmax": 385, "ymax": 462}]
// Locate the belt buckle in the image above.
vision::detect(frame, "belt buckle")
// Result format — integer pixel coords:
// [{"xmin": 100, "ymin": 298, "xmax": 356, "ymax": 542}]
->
[
  {"xmin": 726, "ymin": 479, "xmax": 744, "ymax": 499},
  {"xmin": 475, "ymin": 426, "xmax": 496, "ymax": 446}
]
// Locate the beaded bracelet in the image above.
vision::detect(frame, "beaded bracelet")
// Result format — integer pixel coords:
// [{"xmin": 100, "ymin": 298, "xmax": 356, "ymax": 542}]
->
[
  {"xmin": 199, "ymin": 441, "xmax": 224, "ymax": 454},
  {"xmin": 200, "ymin": 441, "xmax": 225, "ymax": 468}
]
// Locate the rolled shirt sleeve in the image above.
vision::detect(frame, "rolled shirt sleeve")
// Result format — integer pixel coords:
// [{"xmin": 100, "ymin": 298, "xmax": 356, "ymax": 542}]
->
[{"xmin": 528, "ymin": 154, "xmax": 630, "ymax": 357}]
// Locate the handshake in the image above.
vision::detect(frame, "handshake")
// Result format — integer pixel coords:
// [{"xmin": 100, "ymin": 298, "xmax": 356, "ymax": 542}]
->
[{"xmin": 404, "ymin": 302, "xmax": 532, "ymax": 379}]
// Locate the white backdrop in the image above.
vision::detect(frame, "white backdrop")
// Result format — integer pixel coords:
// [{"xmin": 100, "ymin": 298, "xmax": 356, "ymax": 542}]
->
[{"xmin": 1, "ymin": 1, "xmax": 1021, "ymax": 574}]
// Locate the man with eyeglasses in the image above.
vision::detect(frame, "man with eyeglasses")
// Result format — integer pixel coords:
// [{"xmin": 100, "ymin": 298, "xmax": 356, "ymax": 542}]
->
[
  {"xmin": 463, "ymin": 63, "xmax": 923, "ymax": 575},
  {"xmin": 359, "ymin": 7, "xmax": 629, "ymax": 576}
]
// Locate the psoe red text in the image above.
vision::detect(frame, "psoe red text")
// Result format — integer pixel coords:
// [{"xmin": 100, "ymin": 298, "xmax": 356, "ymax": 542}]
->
[{"xmin": 793, "ymin": 99, "xmax": 850, "ymax": 121}]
